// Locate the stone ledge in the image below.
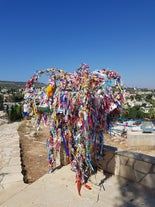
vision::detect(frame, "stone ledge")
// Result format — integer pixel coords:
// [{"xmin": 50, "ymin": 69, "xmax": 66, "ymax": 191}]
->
[
  {"xmin": 116, "ymin": 150, "xmax": 155, "ymax": 164},
  {"xmin": 102, "ymin": 147, "xmax": 155, "ymax": 189}
]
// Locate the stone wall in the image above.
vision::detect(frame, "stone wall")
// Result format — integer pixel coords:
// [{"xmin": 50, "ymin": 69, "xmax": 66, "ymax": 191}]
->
[
  {"xmin": 97, "ymin": 145, "xmax": 117, "ymax": 174},
  {"xmin": 99, "ymin": 145, "xmax": 155, "ymax": 189}
]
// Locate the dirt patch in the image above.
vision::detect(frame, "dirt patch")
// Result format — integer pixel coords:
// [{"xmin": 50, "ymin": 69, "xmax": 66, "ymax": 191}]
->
[{"xmin": 18, "ymin": 120, "xmax": 50, "ymax": 183}]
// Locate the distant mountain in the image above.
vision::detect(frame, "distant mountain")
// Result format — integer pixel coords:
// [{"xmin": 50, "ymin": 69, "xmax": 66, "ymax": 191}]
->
[{"xmin": 0, "ymin": 80, "xmax": 46, "ymax": 89}]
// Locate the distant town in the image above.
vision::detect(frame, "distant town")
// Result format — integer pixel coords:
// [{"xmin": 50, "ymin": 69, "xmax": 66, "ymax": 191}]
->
[
  {"xmin": 0, "ymin": 80, "xmax": 155, "ymax": 122},
  {"xmin": 0, "ymin": 81, "xmax": 45, "ymax": 122}
]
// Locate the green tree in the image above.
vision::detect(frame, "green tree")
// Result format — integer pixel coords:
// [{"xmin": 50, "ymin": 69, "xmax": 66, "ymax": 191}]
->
[
  {"xmin": 11, "ymin": 93, "xmax": 24, "ymax": 102},
  {"xmin": 135, "ymin": 94, "xmax": 142, "ymax": 101},
  {"xmin": 7, "ymin": 104, "xmax": 23, "ymax": 122},
  {"xmin": 121, "ymin": 105, "xmax": 146, "ymax": 120},
  {"xmin": 148, "ymin": 107, "xmax": 155, "ymax": 120},
  {"xmin": 0, "ymin": 94, "xmax": 4, "ymax": 110},
  {"xmin": 130, "ymin": 95, "xmax": 135, "ymax": 101},
  {"xmin": 145, "ymin": 94, "xmax": 152, "ymax": 101}
]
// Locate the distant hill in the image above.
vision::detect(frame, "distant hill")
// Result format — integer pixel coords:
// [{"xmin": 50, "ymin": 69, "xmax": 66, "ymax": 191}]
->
[{"xmin": 0, "ymin": 80, "xmax": 46, "ymax": 90}]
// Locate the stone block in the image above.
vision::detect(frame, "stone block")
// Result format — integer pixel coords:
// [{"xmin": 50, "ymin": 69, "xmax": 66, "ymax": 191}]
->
[
  {"xmin": 152, "ymin": 165, "xmax": 155, "ymax": 173},
  {"xmin": 115, "ymin": 155, "xmax": 120, "ymax": 175},
  {"xmin": 96, "ymin": 150, "xmax": 115, "ymax": 173},
  {"xmin": 134, "ymin": 160, "xmax": 152, "ymax": 173},
  {"xmin": 106, "ymin": 155, "xmax": 115, "ymax": 174},
  {"xmin": 119, "ymin": 165, "xmax": 135, "ymax": 181},
  {"xmin": 120, "ymin": 156, "xmax": 128, "ymax": 165},
  {"xmin": 127, "ymin": 158, "xmax": 135, "ymax": 167},
  {"xmin": 140, "ymin": 173, "xmax": 155, "ymax": 188},
  {"xmin": 134, "ymin": 170, "xmax": 145, "ymax": 182}
]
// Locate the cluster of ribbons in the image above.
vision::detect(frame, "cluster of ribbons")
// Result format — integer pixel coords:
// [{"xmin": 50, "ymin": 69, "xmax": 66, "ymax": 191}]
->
[{"xmin": 24, "ymin": 63, "xmax": 124, "ymax": 195}]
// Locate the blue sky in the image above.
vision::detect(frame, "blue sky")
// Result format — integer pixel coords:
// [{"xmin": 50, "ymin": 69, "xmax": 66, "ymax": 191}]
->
[{"xmin": 0, "ymin": 0, "xmax": 155, "ymax": 88}]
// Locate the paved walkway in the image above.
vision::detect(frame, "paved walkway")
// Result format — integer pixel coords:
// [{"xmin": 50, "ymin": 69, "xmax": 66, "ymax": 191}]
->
[
  {"xmin": 0, "ymin": 122, "xmax": 24, "ymax": 190},
  {"xmin": 0, "ymin": 122, "xmax": 155, "ymax": 207},
  {"xmin": 0, "ymin": 122, "xmax": 27, "ymax": 205}
]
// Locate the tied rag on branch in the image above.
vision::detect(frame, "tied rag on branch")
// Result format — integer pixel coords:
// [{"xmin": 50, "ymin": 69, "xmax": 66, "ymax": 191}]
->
[{"xmin": 23, "ymin": 63, "xmax": 124, "ymax": 195}]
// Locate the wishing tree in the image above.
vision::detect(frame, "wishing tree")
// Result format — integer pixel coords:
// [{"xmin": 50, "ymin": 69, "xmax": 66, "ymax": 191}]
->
[{"xmin": 23, "ymin": 63, "xmax": 124, "ymax": 195}]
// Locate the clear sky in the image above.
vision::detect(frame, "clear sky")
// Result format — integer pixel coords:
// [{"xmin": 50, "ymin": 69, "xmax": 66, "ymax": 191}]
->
[{"xmin": 0, "ymin": 0, "xmax": 155, "ymax": 88}]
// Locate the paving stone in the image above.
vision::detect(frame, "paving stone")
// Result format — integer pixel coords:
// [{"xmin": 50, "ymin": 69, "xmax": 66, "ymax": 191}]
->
[
  {"xmin": 0, "ymin": 165, "xmax": 22, "ymax": 174},
  {"xmin": 1, "ymin": 173, "xmax": 23, "ymax": 185},
  {"xmin": 9, "ymin": 157, "xmax": 21, "ymax": 166},
  {"xmin": 12, "ymin": 150, "xmax": 21, "ymax": 157}
]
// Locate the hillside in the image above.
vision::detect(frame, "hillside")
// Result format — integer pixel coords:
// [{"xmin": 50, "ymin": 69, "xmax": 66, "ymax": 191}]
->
[{"xmin": 0, "ymin": 80, "xmax": 46, "ymax": 90}]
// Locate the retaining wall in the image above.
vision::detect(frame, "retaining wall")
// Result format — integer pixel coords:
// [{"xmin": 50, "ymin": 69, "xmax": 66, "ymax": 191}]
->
[{"xmin": 99, "ymin": 145, "xmax": 155, "ymax": 189}]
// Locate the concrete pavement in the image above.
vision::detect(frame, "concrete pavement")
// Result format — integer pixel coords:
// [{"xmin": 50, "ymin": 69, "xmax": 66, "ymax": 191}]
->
[{"xmin": 1, "ymin": 164, "xmax": 155, "ymax": 207}]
